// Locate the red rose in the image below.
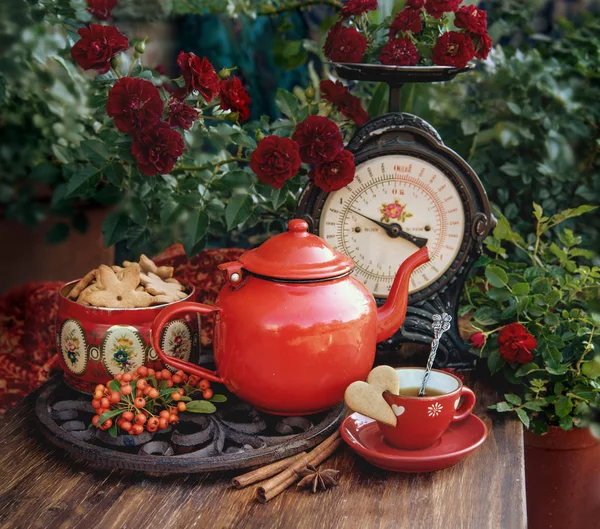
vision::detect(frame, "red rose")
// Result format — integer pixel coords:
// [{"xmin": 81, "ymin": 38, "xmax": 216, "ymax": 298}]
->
[
  {"xmin": 86, "ymin": 0, "xmax": 118, "ymax": 20},
  {"xmin": 432, "ymin": 31, "xmax": 475, "ymax": 68},
  {"xmin": 470, "ymin": 332, "xmax": 486, "ymax": 349},
  {"xmin": 219, "ymin": 76, "xmax": 251, "ymax": 122},
  {"xmin": 389, "ymin": 9, "xmax": 423, "ymax": 36},
  {"xmin": 425, "ymin": 0, "xmax": 461, "ymax": 19},
  {"xmin": 497, "ymin": 323, "xmax": 537, "ymax": 364},
  {"xmin": 379, "ymin": 37, "xmax": 419, "ymax": 66},
  {"xmin": 407, "ymin": 0, "xmax": 425, "ymax": 7},
  {"xmin": 473, "ymin": 32, "xmax": 493, "ymax": 59},
  {"xmin": 167, "ymin": 98, "xmax": 198, "ymax": 130},
  {"xmin": 292, "ymin": 115, "xmax": 344, "ymax": 164},
  {"xmin": 177, "ymin": 51, "xmax": 220, "ymax": 102},
  {"xmin": 323, "ymin": 23, "xmax": 368, "ymax": 63},
  {"xmin": 340, "ymin": 0, "xmax": 378, "ymax": 18},
  {"xmin": 250, "ymin": 136, "xmax": 302, "ymax": 188},
  {"xmin": 320, "ymin": 80, "xmax": 369, "ymax": 126},
  {"xmin": 131, "ymin": 122, "xmax": 184, "ymax": 176},
  {"xmin": 70, "ymin": 24, "xmax": 128, "ymax": 74},
  {"xmin": 106, "ymin": 77, "xmax": 164, "ymax": 134},
  {"xmin": 455, "ymin": 5, "xmax": 488, "ymax": 35},
  {"xmin": 309, "ymin": 150, "xmax": 355, "ymax": 192}
]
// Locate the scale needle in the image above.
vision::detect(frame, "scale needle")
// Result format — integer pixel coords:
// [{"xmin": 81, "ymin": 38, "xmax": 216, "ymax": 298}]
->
[{"xmin": 349, "ymin": 209, "xmax": 429, "ymax": 248}]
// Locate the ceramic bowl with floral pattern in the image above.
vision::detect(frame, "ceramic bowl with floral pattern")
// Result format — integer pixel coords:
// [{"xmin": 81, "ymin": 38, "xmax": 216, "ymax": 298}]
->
[{"xmin": 56, "ymin": 279, "xmax": 201, "ymax": 393}]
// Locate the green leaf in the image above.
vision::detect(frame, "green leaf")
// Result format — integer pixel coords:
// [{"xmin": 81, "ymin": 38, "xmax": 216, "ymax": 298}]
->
[
  {"xmin": 493, "ymin": 401, "xmax": 513, "ymax": 412},
  {"xmin": 108, "ymin": 421, "xmax": 118, "ymax": 438},
  {"xmin": 81, "ymin": 139, "xmax": 109, "ymax": 167},
  {"xmin": 104, "ymin": 162, "xmax": 125, "ymax": 186},
  {"xmin": 209, "ymin": 394, "xmax": 227, "ymax": 403},
  {"xmin": 473, "ymin": 306, "xmax": 500, "ymax": 326},
  {"xmin": 225, "ymin": 194, "xmax": 254, "ymax": 230},
  {"xmin": 101, "ymin": 211, "xmax": 129, "ymax": 247},
  {"xmin": 44, "ymin": 221, "xmax": 69, "ymax": 244},
  {"xmin": 516, "ymin": 408, "xmax": 530, "ymax": 429},
  {"xmin": 66, "ymin": 166, "xmax": 101, "ymax": 197},
  {"xmin": 274, "ymin": 88, "xmax": 299, "ymax": 120},
  {"xmin": 511, "ymin": 283, "xmax": 531, "ymax": 296},
  {"xmin": 486, "ymin": 265, "xmax": 509, "ymax": 287},
  {"xmin": 554, "ymin": 395, "xmax": 573, "ymax": 418},
  {"xmin": 486, "ymin": 288, "xmax": 513, "ymax": 302},
  {"xmin": 546, "ymin": 205, "xmax": 598, "ymax": 229},
  {"xmin": 130, "ymin": 198, "xmax": 148, "ymax": 226},
  {"xmin": 184, "ymin": 209, "xmax": 209, "ymax": 255},
  {"xmin": 523, "ymin": 399, "xmax": 546, "ymax": 411},
  {"xmin": 544, "ymin": 313, "xmax": 560, "ymax": 326},
  {"xmin": 108, "ymin": 379, "xmax": 122, "ymax": 392},
  {"xmin": 515, "ymin": 363, "xmax": 541, "ymax": 377},
  {"xmin": 505, "ymin": 394, "xmax": 522, "ymax": 406},
  {"xmin": 270, "ymin": 183, "xmax": 289, "ymax": 210},
  {"xmin": 97, "ymin": 407, "xmax": 126, "ymax": 425},
  {"xmin": 367, "ymin": 82, "xmax": 388, "ymax": 119},
  {"xmin": 559, "ymin": 415, "xmax": 574, "ymax": 431},
  {"xmin": 185, "ymin": 400, "xmax": 217, "ymax": 414},
  {"xmin": 544, "ymin": 291, "xmax": 561, "ymax": 307},
  {"xmin": 488, "ymin": 349, "xmax": 506, "ymax": 374}
]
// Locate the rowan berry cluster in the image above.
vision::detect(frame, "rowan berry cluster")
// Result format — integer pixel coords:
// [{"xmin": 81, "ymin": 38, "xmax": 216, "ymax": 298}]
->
[{"xmin": 91, "ymin": 365, "xmax": 219, "ymax": 436}]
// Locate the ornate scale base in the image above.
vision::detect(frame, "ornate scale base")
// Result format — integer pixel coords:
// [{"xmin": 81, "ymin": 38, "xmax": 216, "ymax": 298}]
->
[{"xmin": 35, "ymin": 375, "xmax": 345, "ymax": 474}]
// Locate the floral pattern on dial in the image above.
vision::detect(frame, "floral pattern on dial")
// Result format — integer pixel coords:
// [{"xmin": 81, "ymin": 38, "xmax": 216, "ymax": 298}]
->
[
  {"xmin": 428, "ymin": 402, "xmax": 443, "ymax": 417},
  {"xmin": 60, "ymin": 320, "xmax": 88, "ymax": 375},
  {"xmin": 101, "ymin": 325, "xmax": 146, "ymax": 376},
  {"xmin": 161, "ymin": 319, "xmax": 192, "ymax": 372},
  {"xmin": 380, "ymin": 199, "xmax": 412, "ymax": 223}
]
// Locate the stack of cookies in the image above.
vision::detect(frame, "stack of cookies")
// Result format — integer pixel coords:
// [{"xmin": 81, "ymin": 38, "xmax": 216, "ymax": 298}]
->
[{"xmin": 68, "ymin": 255, "xmax": 188, "ymax": 309}]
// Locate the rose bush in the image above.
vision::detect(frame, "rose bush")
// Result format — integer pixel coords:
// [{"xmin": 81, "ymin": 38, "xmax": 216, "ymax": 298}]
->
[
  {"xmin": 2, "ymin": 0, "xmax": 378, "ymax": 254},
  {"xmin": 461, "ymin": 205, "xmax": 600, "ymax": 433}
]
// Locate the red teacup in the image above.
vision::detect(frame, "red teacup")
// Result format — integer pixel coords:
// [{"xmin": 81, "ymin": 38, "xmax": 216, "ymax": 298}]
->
[{"xmin": 377, "ymin": 367, "xmax": 476, "ymax": 450}]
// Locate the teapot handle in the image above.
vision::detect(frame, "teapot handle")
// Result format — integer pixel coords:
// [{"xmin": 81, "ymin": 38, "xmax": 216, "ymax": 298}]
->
[{"xmin": 151, "ymin": 301, "xmax": 224, "ymax": 384}]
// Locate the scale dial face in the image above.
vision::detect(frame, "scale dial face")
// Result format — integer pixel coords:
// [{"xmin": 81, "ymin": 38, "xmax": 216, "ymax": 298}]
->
[{"xmin": 319, "ymin": 154, "xmax": 466, "ymax": 297}]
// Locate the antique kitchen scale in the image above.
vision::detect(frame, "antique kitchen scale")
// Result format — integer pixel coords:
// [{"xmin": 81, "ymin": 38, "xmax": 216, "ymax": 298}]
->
[{"xmin": 296, "ymin": 64, "xmax": 495, "ymax": 368}]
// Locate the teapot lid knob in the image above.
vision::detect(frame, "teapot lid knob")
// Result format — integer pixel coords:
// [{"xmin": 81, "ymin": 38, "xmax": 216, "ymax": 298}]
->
[{"xmin": 288, "ymin": 219, "xmax": 308, "ymax": 234}]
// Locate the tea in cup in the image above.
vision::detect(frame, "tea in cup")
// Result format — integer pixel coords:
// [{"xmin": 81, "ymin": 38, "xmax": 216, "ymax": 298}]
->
[{"xmin": 377, "ymin": 367, "xmax": 476, "ymax": 450}]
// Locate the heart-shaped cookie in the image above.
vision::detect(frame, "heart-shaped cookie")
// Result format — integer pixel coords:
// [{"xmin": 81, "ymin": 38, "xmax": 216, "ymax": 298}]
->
[
  {"xmin": 344, "ymin": 381, "xmax": 397, "ymax": 427},
  {"xmin": 367, "ymin": 365, "xmax": 400, "ymax": 395}
]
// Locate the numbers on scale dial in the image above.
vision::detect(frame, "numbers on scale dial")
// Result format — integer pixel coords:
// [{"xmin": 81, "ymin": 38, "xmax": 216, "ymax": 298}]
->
[{"xmin": 319, "ymin": 155, "xmax": 466, "ymax": 297}]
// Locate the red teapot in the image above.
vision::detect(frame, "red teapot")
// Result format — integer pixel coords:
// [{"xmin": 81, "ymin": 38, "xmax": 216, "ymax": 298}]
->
[{"xmin": 151, "ymin": 219, "xmax": 429, "ymax": 416}]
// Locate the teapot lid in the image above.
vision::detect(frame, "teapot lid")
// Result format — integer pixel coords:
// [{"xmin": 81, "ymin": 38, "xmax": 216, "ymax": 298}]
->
[{"xmin": 239, "ymin": 219, "xmax": 354, "ymax": 281}]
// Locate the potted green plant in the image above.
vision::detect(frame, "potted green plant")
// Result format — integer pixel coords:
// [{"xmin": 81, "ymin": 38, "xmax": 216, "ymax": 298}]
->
[{"xmin": 461, "ymin": 203, "xmax": 600, "ymax": 529}]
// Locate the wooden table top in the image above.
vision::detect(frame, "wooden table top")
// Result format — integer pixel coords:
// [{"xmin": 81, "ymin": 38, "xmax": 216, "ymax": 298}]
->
[{"xmin": 0, "ymin": 376, "xmax": 526, "ymax": 529}]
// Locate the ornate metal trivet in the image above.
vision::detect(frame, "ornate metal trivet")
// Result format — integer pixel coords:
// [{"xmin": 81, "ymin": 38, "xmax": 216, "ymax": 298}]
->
[{"xmin": 35, "ymin": 375, "xmax": 345, "ymax": 474}]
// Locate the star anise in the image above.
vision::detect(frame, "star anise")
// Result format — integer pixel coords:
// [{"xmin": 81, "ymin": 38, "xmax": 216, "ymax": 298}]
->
[{"xmin": 295, "ymin": 465, "xmax": 340, "ymax": 493}]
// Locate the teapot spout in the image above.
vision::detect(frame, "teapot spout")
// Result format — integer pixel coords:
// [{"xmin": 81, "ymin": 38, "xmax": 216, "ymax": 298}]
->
[{"xmin": 376, "ymin": 247, "xmax": 430, "ymax": 343}]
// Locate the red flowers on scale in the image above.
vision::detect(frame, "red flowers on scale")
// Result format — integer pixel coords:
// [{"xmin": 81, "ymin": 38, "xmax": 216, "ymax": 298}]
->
[{"xmin": 325, "ymin": 0, "xmax": 492, "ymax": 67}]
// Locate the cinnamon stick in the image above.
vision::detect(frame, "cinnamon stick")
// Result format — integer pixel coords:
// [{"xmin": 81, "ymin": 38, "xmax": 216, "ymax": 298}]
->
[
  {"xmin": 232, "ymin": 452, "xmax": 307, "ymax": 489},
  {"xmin": 256, "ymin": 431, "xmax": 342, "ymax": 503}
]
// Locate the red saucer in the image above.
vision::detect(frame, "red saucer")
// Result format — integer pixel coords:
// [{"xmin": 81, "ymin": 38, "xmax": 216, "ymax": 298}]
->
[{"xmin": 340, "ymin": 412, "xmax": 488, "ymax": 473}]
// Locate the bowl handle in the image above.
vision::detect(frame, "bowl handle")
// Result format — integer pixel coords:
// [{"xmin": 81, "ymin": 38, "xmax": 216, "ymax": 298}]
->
[{"xmin": 151, "ymin": 301, "xmax": 224, "ymax": 384}]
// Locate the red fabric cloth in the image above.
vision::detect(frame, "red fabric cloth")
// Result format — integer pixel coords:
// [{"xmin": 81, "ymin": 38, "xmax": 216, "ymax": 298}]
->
[{"xmin": 0, "ymin": 246, "xmax": 244, "ymax": 414}]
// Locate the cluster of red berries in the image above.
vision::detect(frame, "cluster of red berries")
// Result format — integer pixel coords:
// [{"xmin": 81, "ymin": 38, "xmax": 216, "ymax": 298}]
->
[{"xmin": 91, "ymin": 365, "xmax": 214, "ymax": 436}]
